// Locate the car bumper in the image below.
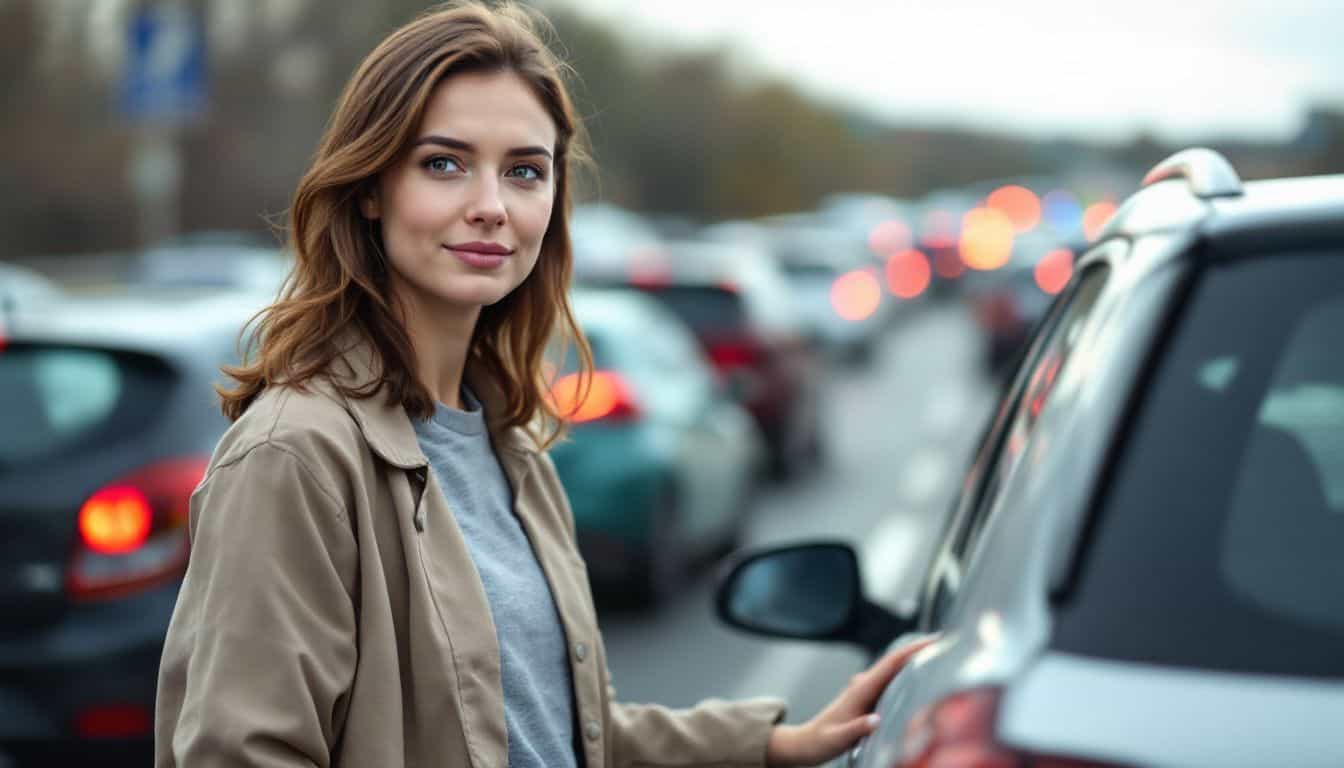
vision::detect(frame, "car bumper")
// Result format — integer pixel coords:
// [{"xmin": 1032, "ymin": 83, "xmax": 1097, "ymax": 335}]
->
[{"xmin": 0, "ymin": 581, "xmax": 177, "ymax": 750}]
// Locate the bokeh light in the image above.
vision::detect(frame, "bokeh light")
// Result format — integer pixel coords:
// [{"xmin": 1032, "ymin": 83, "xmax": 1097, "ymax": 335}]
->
[
  {"xmin": 986, "ymin": 185, "xmax": 1041, "ymax": 233},
  {"xmin": 959, "ymin": 207, "xmax": 1015, "ymax": 271},
  {"xmin": 932, "ymin": 247, "xmax": 964, "ymax": 279},
  {"xmin": 867, "ymin": 219, "xmax": 912, "ymax": 258},
  {"xmin": 1034, "ymin": 248, "xmax": 1074, "ymax": 295},
  {"xmin": 831, "ymin": 269, "xmax": 883, "ymax": 320},
  {"xmin": 1082, "ymin": 201, "xmax": 1118, "ymax": 241},
  {"xmin": 885, "ymin": 249, "xmax": 931, "ymax": 299},
  {"xmin": 1042, "ymin": 189, "xmax": 1082, "ymax": 234}
]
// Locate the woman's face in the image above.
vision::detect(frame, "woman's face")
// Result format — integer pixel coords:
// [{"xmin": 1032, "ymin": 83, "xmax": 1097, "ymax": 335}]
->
[{"xmin": 365, "ymin": 70, "xmax": 558, "ymax": 321}]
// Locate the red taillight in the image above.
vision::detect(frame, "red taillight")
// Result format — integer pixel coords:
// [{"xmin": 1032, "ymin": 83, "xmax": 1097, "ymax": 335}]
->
[
  {"xmin": 79, "ymin": 486, "xmax": 153, "ymax": 554},
  {"xmin": 706, "ymin": 340, "xmax": 760, "ymax": 371},
  {"xmin": 75, "ymin": 704, "xmax": 152, "ymax": 739},
  {"xmin": 67, "ymin": 456, "xmax": 208, "ymax": 601},
  {"xmin": 896, "ymin": 688, "xmax": 1130, "ymax": 768},
  {"xmin": 549, "ymin": 370, "xmax": 641, "ymax": 424}
]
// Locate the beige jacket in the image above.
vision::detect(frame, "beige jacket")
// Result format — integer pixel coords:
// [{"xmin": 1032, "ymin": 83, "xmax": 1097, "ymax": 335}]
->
[{"xmin": 154, "ymin": 342, "xmax": 784, "ymax": 767}]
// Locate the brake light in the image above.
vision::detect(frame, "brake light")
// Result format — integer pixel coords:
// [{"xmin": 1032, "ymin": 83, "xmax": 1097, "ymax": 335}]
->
[
  {"xmin": 75, "ymin": 703, "xmax": 152, "ymax": 739},
  {"xmin": 895, "ymin": 688, "xmax": 1130, "ymax": 768},
  {"xmin": 706, "ymin": 340, "xmax": 760, "ymax": 370},
  {"xmin": 67, "ymin": 456, "xmax": 208, "ymax": 601},
  {"xmin": 549, "ymin": 370, "xmax": 641, "ymax": 424},
  {"xmin": 78, "ymin": 486, "xmax": 153, "ymax": 554}
]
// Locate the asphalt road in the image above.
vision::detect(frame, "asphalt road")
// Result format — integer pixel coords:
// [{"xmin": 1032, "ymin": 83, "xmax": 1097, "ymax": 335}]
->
[{"xmin": 597, "ymin": 300, "xmax": 998, "ymax": 724}]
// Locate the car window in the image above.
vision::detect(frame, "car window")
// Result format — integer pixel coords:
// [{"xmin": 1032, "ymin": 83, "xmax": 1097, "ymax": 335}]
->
[
  {"xmin": 954, "ymin": 264, "xmax": 1111, "ymax": 562},
  {"xmin": 0, "ymin": 344, "xmax": 173, "ymax": 467},
  {"xmin": 922, "ymin": 260, "xmax": 1112, "ymax": 629},
  {"xmin": 637, "ymin": 285, "xmax": 748, "ymax": 337},
  {"xmin": 1054, "ymin": 249, "xmax": 1344, "ymax": 678}
]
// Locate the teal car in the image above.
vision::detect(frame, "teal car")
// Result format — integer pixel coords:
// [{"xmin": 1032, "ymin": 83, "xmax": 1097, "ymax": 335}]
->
[{"xmin": 549, "ymin": 288, "xmax": 764, "ymax": 605}]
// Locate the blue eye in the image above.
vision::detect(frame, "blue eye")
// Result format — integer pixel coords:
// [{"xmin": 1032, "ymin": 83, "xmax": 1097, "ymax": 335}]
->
[
  {"xmin": 507, "ymin": 164, "xmax": 545, "ymax": 182},
  {"xmin": 425, "ymin": 156, "xmax": 462, "ymax": 174}
]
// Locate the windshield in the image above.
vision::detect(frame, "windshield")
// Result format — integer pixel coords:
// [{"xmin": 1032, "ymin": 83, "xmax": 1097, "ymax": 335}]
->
[{"xmin": 1053, "ymin": 249, "xmax": 1344, "ymax": 678}]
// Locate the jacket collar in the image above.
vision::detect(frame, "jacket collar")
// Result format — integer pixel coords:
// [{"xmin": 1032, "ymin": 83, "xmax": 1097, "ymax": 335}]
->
[{"xmin": 325, "ymin": 334, "xmax": 539, "ymax": 469}]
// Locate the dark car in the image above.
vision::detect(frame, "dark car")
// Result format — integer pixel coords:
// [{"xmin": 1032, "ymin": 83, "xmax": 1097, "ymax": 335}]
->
[
  {"xmin": 548, "ymin": 288, "xmax": 763, "ymax": 604},
  {"xmin": 717, "ymin": 150, "xmax": 1344, "ymax": 766},
  {"xmin": 586, "ymin": 239, "xmax": 827, "ymax": 479},
  {"xmin": 0, "ymin": 288, "xmax": 266, "ymax": 765}
]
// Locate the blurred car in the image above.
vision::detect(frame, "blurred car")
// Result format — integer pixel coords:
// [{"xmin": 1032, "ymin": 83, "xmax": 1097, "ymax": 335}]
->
[
  {"xmin": 0, "ymin": 263, "xmax": 62, "ymax": 314},
  {"xmin": 584, "ymin": 238, "xmax": 827, "ymax": 479},
  {"xmin": 715, "ymin": 150, "xmax": 1344, "ymax": 766},
  {"xmin": 548, "ymin": 288, "xmax": 763, "ymax": 604},
  {"xmin": 754, "ymin": 222, "xmax": 890, "ymax": 367},
  {"xmin": 0, "ymin": 288, "xmax": 267, "ymax": 764},
  {"xmin": 130, "ymin": 244, "xmax": 292, "ymax": 295},
  {"xmin": 569, "ymin": 203, "xmax": 666, "ymax": 281}
]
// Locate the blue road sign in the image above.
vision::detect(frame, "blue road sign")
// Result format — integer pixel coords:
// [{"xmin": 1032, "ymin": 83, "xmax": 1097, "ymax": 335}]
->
[{"xmin": 120, "ymin": 6, "xmax": 207, "ymax": 122}]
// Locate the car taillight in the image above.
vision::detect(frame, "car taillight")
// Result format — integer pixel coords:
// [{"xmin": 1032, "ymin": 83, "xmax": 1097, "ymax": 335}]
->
[
  {"xmin": 549, "ymin": 370, "xmax": 641, "ymax": 424},
  {"xmin": 67, "ymin": 456, "xmax": 208, "ymax": 601},
  {"xmin": 895, "ymin": 688, "xmax": 1131, "ymax": 768},
  {"xmin": 707, "ymin": 340, "xmax": 760, "ymax": 371},
  {"xmin": 75, "ymin": 703, "xmax": 153, "ymax": 739}
]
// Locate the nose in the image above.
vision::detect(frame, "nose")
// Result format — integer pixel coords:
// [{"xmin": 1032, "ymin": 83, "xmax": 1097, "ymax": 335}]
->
[{"xmin": 465, "ymin": 176, "xmax": 507, "ymax": 229}]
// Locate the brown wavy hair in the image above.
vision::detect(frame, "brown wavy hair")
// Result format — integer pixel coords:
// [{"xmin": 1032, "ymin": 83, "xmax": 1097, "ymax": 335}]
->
[{"xmin": 219, "ymin": 1, "xmax": 593, "ymax": 448}]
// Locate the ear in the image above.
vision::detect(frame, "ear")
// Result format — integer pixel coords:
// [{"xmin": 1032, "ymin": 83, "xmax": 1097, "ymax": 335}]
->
[{"xmin": 360, "ymin": 190, "xmax": 381, "ymax": 220}]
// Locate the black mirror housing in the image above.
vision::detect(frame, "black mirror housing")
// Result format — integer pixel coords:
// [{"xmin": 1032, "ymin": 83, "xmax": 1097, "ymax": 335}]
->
[{"xmin": 715, "ymin": 541, "xmax": 913, "ymax": 655}]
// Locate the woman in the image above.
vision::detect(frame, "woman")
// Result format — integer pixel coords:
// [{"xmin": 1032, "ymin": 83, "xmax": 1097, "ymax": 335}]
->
[{"xmin": 155, "ymin": 4, "xmax": 930, "ymax": 767}]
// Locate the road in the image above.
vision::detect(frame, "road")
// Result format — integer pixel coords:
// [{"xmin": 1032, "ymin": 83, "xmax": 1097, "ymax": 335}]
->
[{"xmin": 597, "ymin": 300, "xmax": 998, "ymax": 723}]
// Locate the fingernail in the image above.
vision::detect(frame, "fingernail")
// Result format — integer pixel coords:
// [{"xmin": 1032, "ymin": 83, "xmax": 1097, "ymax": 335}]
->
[{"xmin": 866, "ymin": 714, "xmax": 880, "ymax": 729}]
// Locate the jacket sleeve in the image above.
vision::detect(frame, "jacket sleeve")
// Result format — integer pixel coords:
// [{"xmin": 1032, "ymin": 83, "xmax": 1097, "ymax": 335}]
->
[
  {"xmin": 606, "ymin": 691, "xmax": 786, "ymax": 768},
  {"xmin": 533, "ymin": 451, "xmax": 787, "ymax": 768},
  {"xmin": 155, "ymin": 441, "xmax": 359, "ymax": 768}
]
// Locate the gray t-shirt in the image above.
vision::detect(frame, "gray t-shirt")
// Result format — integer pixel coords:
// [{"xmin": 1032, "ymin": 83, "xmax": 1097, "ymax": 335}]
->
[{"xmin": 412, "ymin": 389, "xmax": 577, "ymax": 768}]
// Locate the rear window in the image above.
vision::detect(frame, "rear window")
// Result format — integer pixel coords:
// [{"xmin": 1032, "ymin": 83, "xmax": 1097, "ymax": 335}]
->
[
  {"xmin": 634, "ymin": 285, "xmax": 747, "ymax": 337},
  {"xmin": 1054, "ymin": 250, "xmax": 1344, "ymax": 678},
  {"xmin": 0, "ymin": 344, "xmax": 174, "ymax": 467}
]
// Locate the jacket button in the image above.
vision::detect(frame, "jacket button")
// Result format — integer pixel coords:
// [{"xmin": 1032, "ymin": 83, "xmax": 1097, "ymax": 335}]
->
[
  {"xmin": 585, "ymin": 720, "xmax": 601, "ymax": 742},
  {"xmin": 574, "ymin": 642, "xmax": 588, "ymax": 662}
]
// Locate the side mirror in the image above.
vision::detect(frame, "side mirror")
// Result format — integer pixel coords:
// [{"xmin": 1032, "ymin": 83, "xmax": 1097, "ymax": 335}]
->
[{"xmin": 715, "ymin": 541, "xmax": 913, "ymax": 656}]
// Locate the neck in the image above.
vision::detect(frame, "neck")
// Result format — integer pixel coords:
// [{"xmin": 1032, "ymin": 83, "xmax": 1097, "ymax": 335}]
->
[{"xmin": 391, "ymin": 278, "xmax": 481, "ymax": 411}]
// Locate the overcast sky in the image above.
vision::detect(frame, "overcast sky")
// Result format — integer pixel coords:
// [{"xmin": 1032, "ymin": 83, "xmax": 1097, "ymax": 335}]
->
[{"xmin": 559, "ymin": 0, "xmax": 1344, "ymax": 143}]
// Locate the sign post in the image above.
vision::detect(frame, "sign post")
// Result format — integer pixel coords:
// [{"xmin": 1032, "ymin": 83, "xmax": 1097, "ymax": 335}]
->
[{"xmin": 120, "ymin": 3, "xmax": 207, "ymax": 247}]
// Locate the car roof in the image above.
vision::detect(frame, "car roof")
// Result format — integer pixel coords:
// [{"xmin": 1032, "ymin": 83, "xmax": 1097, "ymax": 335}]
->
[
  {"xmin": 570, "ymin": 287, "xmax": 666, "ymax": 325},
  {"xmin": 7, "ymin": 288, "xmax": 270, "ymax": 356},
  {"xmin": 1205, "ymin": 174, "xmax": 1344, "ymax": 239},
  {"xmin": 1100, "ymin": 171, "xmax": 1344, "ymax": 250}
]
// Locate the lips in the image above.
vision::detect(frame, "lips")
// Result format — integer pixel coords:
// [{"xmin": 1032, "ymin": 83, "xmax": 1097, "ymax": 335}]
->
[
  {"xmin": 447, "ymin": 241, "xmax": 513, "ymax": 255},
  {"xmin": 445, "ymin": 244, "xmax": 510, "ymax": 270}
]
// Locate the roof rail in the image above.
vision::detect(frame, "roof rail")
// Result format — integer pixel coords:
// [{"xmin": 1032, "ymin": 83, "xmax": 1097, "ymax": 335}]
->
[{"xmin": 1141, "ymin": 147, "xmax": 1243, "ymax": 199}]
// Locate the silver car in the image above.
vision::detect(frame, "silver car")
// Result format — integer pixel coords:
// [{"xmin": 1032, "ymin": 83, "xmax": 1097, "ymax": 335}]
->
[{"xmin": 717, "ymin": 149, "xmax": 1344, "ymax": 767}]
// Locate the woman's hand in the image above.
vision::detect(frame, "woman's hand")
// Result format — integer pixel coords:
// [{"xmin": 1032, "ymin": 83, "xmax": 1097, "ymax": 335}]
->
[{"xmin": 764, "ymin": 635, "xmax": 936, "ymax": 768}]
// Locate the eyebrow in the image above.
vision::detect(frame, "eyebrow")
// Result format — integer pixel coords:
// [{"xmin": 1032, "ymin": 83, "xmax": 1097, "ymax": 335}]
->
[{"xmin": 412, "ymin": 134, "xmax": 552, "ymax": 160}]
